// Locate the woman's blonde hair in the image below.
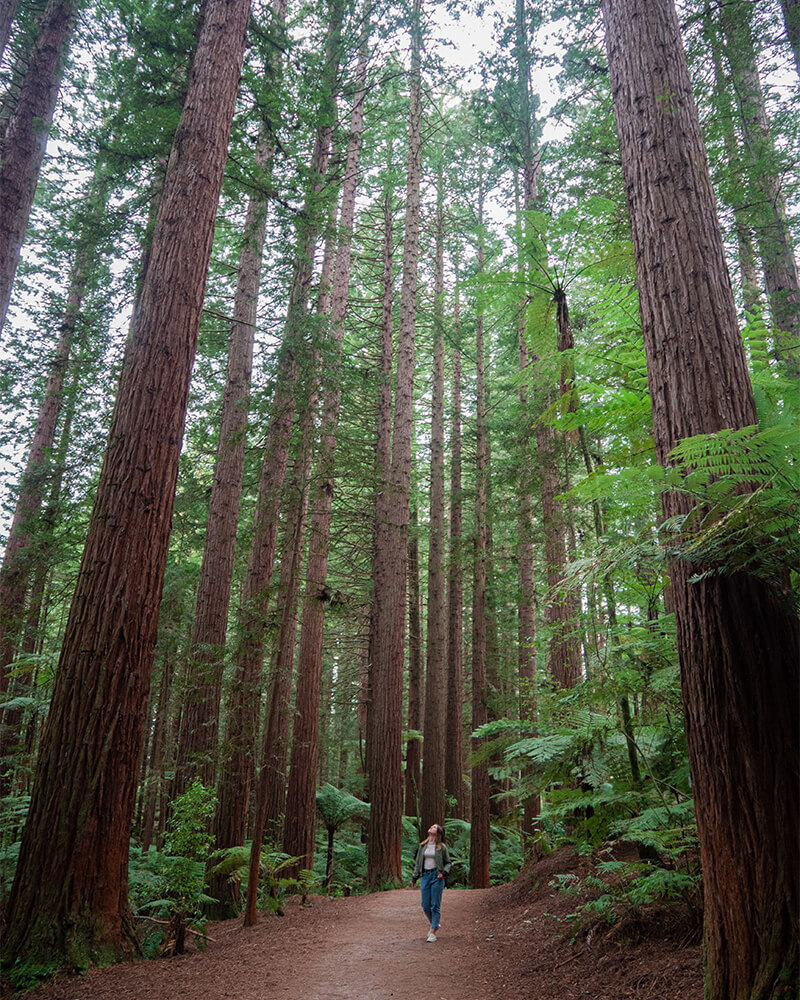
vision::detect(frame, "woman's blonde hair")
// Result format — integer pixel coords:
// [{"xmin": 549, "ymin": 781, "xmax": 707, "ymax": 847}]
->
[{"xmin": 419, "ymin": 824, "xmax": 445, "ymax": 849}]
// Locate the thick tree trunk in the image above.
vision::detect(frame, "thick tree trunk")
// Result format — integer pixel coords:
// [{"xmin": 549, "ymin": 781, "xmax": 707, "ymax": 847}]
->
[
  {"xmin": 405, "ymin": 505, "xmax": 423, "ymax": 819},
  {"xmin": 367, "ymin": 0, "xmax": 422, "ymax": 888},
  {"xmin": 0, "ymin": 0, "xmax": 77, "ymax": 334},
  {"xmin": 470, "ymin": 233, "xmax": 491, "ymax": 890},
  {"xmin": 366, "ymin": 183, "xmax": 395, "ymax": 800},
  {"xmin": 420, "ymin": 175, "xmax": 447, "ymax": 835},
  {"xmin": 517, "ymin": 319, "xmax": 538, "ymax": 845},
  {"xmin": 174, "ymin": 104, "xmax": 280, "ymax": 795},
  {"xmin": 209, "ymin": 21, "xmax": 340, "ymax": 913},
  {"xmin": 514, "ymin": 0, "xmax": 540, "ymax": 849},
  {"xmin": 0, "ymin": 0, "xmax": 249, "ymax": 972},
  {"xmin": 444, "ymin": 331, "xmax": 465, "ymax": 819},
  {"xmin": 601, "ymin": 2, "xmax": 800, "ymax": 996},
  {"xmin": 243, "ymin": 436, "xmax": 313, "ymax": 925},
  {"xmin": 469, "ymin": 264, "xmax": 491, "ymax": 889},
  {"xmin": 282, "ymin": 36, "xmax": 368, "ymax": 874}
]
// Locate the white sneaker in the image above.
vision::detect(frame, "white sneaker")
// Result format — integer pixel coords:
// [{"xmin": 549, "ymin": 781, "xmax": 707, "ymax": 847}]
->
[{"xmin": 426, "ymin": 930, "xmax": 437, "ymax": 942}]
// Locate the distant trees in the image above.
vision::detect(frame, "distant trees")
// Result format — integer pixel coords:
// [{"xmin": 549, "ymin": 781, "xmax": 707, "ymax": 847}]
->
[{"xmin": 0, "ymin": 0, "xmax": 796, "ymax": 984}]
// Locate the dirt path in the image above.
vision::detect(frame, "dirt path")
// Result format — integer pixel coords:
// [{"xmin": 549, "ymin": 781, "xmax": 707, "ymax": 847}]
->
[
  {"xmin": 17, "ymin": 889, "xmax": 506, "ymax": 1000},
  {"xmin": 13, "ymin": 850, "xmax": 702, "ymax": 1000}
]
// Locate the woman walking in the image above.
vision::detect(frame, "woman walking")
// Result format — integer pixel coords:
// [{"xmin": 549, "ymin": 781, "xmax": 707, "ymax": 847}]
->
[{"xmin": 412, "ymin": 823, "xmax": 452, "ymax": 942}]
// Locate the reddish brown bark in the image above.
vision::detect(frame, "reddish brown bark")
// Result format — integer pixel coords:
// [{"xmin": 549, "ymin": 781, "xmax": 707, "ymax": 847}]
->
[
  {"xmin": 602, "ymin": 2, "xmax": 800, "ymax": 996},
  {"xmin": 0, "ymin": 0, "xmax": 77, "ymax": 334},
  {"xmin": 243, "ymin": 433, "xmax": 313, "ymax": 925},
  {"xmin": 367, "ymin": 0, "xmax": 422, "ymax": 888},
  {"xmin": 517, "ymin": 304, "xmax": 538, "ymax": 845},
  {"xmin": 405, "ymin": 505, "xmax": 423, "ymax": 819},
  {"xmin": 445, "ymin": 330, "xmax": 465, "ymax": 819},
  {"xmin": 469, "ymin": 428, "xmax": 491, "ymax": 882},
  {"xmin": 366, "ymin": 184, "xmax": 395, "ymax": 800},
  {"xmin": 174, "ymin": 110, "xmax": 279, "ymax": 795},
  {"xmin": 539, "ymin": 414, "xmax": 581, "ymax": 688},
  {"xmin": 514, "ymin": 7, "xmax": 539, "ymax": 815},
  {"xmin": 282, "ymin": 38, "xmax": 367, "ymax": 873},
  {"xmin": 210, "ymin": 6, "xmax": 342, "ymax": 917},
  {"xmin": 470, "ymin": 232, "xmax": 491, "ymax": 890},
  {"xmin": 0, "ymin": 0, "xmax": 249, "ymax": 972},
  {"xmin": 420, "ymin": 176, "xmax": 447, "ymax": 835}
]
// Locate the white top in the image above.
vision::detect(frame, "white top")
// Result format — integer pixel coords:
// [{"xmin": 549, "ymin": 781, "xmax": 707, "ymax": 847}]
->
[{"xmin": 423, "ymin": 843, "xmax": 437, "ymax": 869}]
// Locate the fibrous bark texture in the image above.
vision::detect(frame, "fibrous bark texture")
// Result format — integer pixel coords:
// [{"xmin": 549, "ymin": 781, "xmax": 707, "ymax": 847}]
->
[{"xmin": 602, "ymin": 2, "xmax": 800, "ymax": 996}]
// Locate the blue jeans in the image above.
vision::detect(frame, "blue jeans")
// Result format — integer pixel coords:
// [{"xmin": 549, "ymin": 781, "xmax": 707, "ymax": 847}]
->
[{"xmin": 420, "ymin": 869, "xmax": 444, "ymax": 930}]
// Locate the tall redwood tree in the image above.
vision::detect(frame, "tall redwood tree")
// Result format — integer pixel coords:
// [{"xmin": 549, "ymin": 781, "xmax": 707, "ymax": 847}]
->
[
  {"xmin": 601, "ymin": 1, "xmax": 799, "ymax": 996},
  {"xmin": 367, "ymin": 0, "xmax": 423, "ymax": 888},
  {"xmin": 0, "ymin": 0, "xmax": 78, "ymax": 335},
  {"xmin": 1, "ymin": 0, "xmax": 250, "ymax": 974}
]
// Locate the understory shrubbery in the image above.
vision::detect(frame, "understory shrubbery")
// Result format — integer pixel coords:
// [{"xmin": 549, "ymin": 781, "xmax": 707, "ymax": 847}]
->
[{"xmin": 129, "ymin": 780, "xmax": 218, "ymax": 957}]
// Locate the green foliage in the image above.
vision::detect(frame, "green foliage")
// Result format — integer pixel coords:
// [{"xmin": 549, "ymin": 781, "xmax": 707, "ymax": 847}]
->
[
  {"xmin": 549, "ymin": 851, "xmax": 702, "ymax": 939},
  {"xmin": 210, "ymin": 844, "xmax": 316, "ymax": 915},
  {"xmin": 129, "ymin": 781, "xmax": 218, "ymax": 957},
  {"xmin": 661, "ymin": 422, "xmax": 800, "ymax": 598},
  {"xmin": 315, "ymin": 782, "xmax": 370, "ymax": 832}
]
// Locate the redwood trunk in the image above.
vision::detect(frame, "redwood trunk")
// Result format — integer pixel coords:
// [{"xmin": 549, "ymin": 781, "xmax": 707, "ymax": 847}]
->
[
  {"xmin": 174, "ymin": 108, "xmax": 279, "ymax": 794},
  {"xmin": 283, "ymin": 35, "xmax": 368, "ymax": 872},
  {"xmin": 0, "ymin": 0, "xmax": 77, "ymax": 334},
  {"xmin": 405, "ymin": 504, "xmax": 423, "ymax": 819},
  {"xmin": 210, "ymin": 32, "xmax": 339, "ymax": 914},
  {"xmin": 420, "ymin": 175, "xmax": 447, "ymax": 835},
  {"xmin": 444, "ymin": 331, "xmax": 465, "ymax": 818},
  {"xmin": 243, "ymin": 434, "xmax": 313, "ymax": 925},
  {"xmin": 514, "ymin": 0, "xmax": 540, "ymax": 848},
  {"xmin": 470, "ymin": 234, "xmax": 491, "ymax": 890},
  {"xmin": 602, "ymin": 2, "xmax": 800, "ymax": 996},
  {"xmin": 367, "ymin": 0, "xmax": 422, "ymax": 887},
  {"xmin": 1, "ymin": 0, "xmax": 249, "ymax": 971}
]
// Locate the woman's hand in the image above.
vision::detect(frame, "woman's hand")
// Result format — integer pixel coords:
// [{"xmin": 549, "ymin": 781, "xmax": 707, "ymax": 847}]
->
[{"xmin": 437, "ymin": 874, "xmax": 443, "ymax": 880}]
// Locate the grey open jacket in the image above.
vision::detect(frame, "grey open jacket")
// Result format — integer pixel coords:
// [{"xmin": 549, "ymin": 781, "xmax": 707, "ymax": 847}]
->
[{"xmin": 412, "ymin": 842, "xmax": 452, "ymax": 882}]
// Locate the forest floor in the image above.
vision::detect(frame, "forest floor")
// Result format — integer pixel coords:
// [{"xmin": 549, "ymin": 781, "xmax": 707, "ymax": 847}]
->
[{"xmin": 10, "ymin": 848, "xmax": 702, "ymax": 1000}]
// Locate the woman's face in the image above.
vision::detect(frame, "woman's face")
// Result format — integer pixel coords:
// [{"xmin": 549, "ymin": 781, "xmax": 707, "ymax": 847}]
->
[{"xmin": 428, "ymin": 824, "xmax": 440, "ymax": 841}]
